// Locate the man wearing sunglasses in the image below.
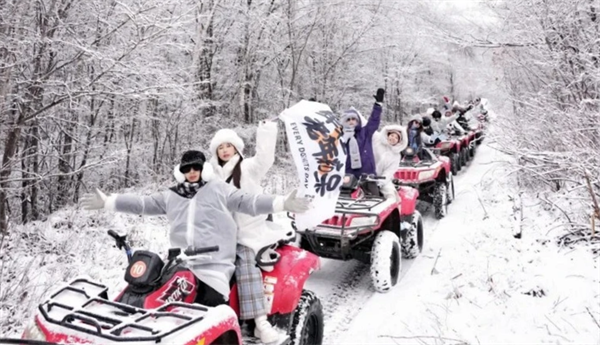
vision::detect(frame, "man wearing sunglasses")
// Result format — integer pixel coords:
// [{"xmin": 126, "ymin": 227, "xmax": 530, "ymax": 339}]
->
[{"xmin": 81, "ymin": 150, "xmax": 311, "ymax": 307}]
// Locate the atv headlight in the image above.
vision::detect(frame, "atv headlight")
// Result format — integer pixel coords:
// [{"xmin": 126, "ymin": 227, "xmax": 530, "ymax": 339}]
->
[
  {"xmin": 349, "ymin": 216, "xmax": 378, "ymax": 228},
  {"xmin": 22, "ymin": 321, "xmax": 46, "ymax": 341},
  {"xmin": 418, "ymin": 170, "xmax": 436, "ymax": 181}
]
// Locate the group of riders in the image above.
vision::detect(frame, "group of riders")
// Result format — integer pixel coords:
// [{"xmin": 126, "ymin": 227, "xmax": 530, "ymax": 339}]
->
[{"xmin": 81, "ymin": 89, "xmax": 487, "ymax": 344}]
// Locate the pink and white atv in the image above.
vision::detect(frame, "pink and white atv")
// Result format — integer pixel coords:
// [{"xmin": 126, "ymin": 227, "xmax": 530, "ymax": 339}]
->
[
  {"xmin": 289, "ymin": 174, "xmax": 423, "ymax": 293},
  {"xmin": 19, "ymin": 231, "xmax": 323, "ymax": 345}
]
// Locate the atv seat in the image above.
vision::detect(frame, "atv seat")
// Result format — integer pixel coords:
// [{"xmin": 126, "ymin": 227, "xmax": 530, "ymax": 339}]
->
[{"xmin": 340, "ymin": 174, "xmax": 381, "ymax": 198}]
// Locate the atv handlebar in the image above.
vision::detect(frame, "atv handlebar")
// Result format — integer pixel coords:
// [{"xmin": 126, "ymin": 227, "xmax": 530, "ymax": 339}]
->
[
  {"xmin": 183, "ymin": 245, "xmax": 220, "ymax": 256},
  {"xmin": 360, "ymin": 174, "xmax": 386, "ymax": 181},
  {"xmin": 107, "ymin": 230, "xmax": 132, "ymax": 262}
]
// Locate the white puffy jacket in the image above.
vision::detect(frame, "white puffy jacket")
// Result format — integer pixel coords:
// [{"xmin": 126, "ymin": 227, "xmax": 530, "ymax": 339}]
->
[
  {"xmin": 372, "ymin": 125, "xmax": 408, "ymax": 200},
  {"xmin": 430, "ymin": 114, "xmax": 459, "ymax": 134},
  {"xmin": 207, "ymin": 121, "xmax": 290, "ymax": 255},
  {"xmin": 174, "ymin": 121, "xmax": 288, "ymax": 259}
]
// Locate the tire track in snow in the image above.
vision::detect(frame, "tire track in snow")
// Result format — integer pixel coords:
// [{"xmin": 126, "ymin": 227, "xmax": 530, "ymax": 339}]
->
[{"xmin": 304, "ymin": 259, "xmax": 372, "ymax": 343}]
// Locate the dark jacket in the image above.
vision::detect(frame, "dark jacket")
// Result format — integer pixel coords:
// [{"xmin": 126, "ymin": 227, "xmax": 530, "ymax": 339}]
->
[{"xmin": 343, "ymin": 103, "xmax": 382, "ymax": 178}]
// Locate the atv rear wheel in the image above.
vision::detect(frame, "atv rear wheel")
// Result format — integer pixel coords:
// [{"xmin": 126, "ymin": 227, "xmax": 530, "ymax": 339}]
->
[
  {"xmin": 433, "ymin": 182, "xmax": 448, "ymax": 219},
  {"xmin": 290, "ymin": 290, "xmax": 324, "ymax": 345},
  {"xmin": 446, "ymin": 173, "xmax": 455, "ymax": 204},
  {"xmin": 370, "ymin": 230, "xmax": 401, "ymax": 293},
  {"xmin": 460, "ymin": 147, "xmax": 468, "ymax": 166},
  {"xmin": 401, "ymin": 211, "xmax": 423, "ymax": 259},
  {"xmin": 450, "ymin": 153, "xmax": 459, "ymax": 175}
]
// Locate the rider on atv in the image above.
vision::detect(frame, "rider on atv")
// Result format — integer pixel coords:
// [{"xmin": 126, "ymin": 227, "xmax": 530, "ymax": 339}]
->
[
  {"xmin": 406, "ymin": 114, "xmax": 437, "ymax": 160},
  {"xmin": 204, "ymin": 119, "xmax": 286, "ymax": 344},
  {"xmin": 428, "ymin": 108, "xmax": 458, "ymax": 135},
  {"xmin": 455, "ymin": 111, "xmax": 472, "ymax": 131},
  {"xmin": 340, "ymin": 88, "xmax": 385, "ymax": 179},
  {"xmin": 81, "ymin": 150, "xmax": 311, "ymax": 343},
  {"xmin": 373, "ymin": 125, "xmax": 408, "ymax": 201}
]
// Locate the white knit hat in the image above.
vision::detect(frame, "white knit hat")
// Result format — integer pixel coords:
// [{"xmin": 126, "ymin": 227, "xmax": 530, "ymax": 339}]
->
[
  {"xmin": 209, "ymin": 129, "xmax": 245, "ymax": 158},
  {"xmin": 409, "ymin": 114, "xmax": 423, "ymax": 123}
]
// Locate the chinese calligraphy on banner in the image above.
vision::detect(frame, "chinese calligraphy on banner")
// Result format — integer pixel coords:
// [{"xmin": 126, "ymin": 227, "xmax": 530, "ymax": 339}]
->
[{"xmin": 279, "ymin": 100, "xmax": 346, "ymax": 230}]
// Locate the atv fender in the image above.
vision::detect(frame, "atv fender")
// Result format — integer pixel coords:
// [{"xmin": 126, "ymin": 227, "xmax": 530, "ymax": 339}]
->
[
  {"xmin": 398, "ymin": 186, "xmax": 419, "ymax": 216},
  {"xmin": 265, "ymin": 245, "xmax": 320, "ymax": 316},
  {"xmin": 437, "ymin": 156, "xmax": 452, "ymax": 175}
]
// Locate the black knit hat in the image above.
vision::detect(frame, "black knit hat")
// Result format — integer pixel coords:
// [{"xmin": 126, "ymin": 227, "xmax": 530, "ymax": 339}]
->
[
  {"xmin": 179, "ymin": 150, "xmax": 205, "ymax": 172},
  {"xmin": 431, "ymin": 110, "xmax": 442, "ymax": 119},
  {"xmin": 422, "ymin": 117, "xmax": 432, "ymax": 127}
]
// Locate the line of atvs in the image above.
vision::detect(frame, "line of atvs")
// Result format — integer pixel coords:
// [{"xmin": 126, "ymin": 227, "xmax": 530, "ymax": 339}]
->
[{"xmin": 15, "ymin": 111, "xmax": 488, "ymax": 345}]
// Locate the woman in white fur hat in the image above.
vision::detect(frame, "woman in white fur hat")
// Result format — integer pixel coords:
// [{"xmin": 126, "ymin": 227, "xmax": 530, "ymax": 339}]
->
[
  {"xmin": 372, "ymin": 125, "xmax": 409, "ymax": 200},
  {"xmin": 207, "ymin": 119, "xmax": 283, "ymax": 343}
]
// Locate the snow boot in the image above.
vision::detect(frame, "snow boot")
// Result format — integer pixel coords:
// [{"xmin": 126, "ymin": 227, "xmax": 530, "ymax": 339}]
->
[{"xmin": 254, "ymin": 315, "xmax": 280, "ymax": 344}]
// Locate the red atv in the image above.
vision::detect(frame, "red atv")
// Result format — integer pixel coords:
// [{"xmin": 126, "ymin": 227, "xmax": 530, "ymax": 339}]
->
[
  {"xmin": 447, "ymin": 128, "xmax": 474, "ymax": 168},
  {"xmin": 434, "ymin": 135, "xmax": 463, "ymax": 175},
  {"xmin": 20, "ymin": 231, "xmax": 323, "ymax": 345},
  {"xmin": 290, "ymin": 174, "xmax": 423, "ymax": 293},
  {"xmin": 393, "ymin": 148, "xmax": 454, "ymax": 219}
]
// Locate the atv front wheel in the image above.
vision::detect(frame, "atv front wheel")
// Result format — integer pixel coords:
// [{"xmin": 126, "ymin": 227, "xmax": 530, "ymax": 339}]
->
[
  {"xmin": 446, "ymin": 173, "xmax": 455, "ymax": 205},
  {"xmin": 401, "ymin": 211, "xmax": 423, "ymax": 259},
  {"xmin": 433, "ymin": 182, "xmax": 448, "ymax": 219},
  {"xmin": 370, "ymin": 230, "xmax": 402, "ymax": 293},
  {"xmin": 290, "ymin": 290, "xmax": 324, "ymax": 345}
]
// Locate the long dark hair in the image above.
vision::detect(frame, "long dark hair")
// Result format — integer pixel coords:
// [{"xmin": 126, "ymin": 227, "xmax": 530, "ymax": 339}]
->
[{"xmin": 219, "ymin": 156, "xmax": 243, "ymax": 189}]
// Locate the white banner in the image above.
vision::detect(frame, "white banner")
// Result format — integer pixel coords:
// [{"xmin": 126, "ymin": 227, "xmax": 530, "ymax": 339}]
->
[{"xmin": 279, "ymin": 100, "xmax": 347, "ymax": 230}]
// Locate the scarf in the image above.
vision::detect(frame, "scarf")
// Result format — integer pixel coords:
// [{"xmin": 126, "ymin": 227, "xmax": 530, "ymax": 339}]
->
[
  {"xmin": 213, "ymin": 154, "xmax": 241, "ymax": 182},
  {"xmin": 343, "ymin": 125, "xmax": 362, "ymax": 170},
  {"xmin": 173, "ymin": 181, "xmax": 205, "ymax": 199}
]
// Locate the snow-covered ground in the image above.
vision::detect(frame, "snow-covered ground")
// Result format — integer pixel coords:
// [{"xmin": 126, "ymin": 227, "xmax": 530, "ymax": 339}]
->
[
  {"xmin": 2, "ymin": 141, "xmax": 599, "ymax": 344},
  {"xmin": 304, "ymin": 143, "xmax": 600, "ymax": 344}
]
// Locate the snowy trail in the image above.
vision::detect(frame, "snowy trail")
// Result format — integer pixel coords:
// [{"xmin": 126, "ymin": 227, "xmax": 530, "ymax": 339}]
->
[
  {"xmin": 289, "ymin": 146, "xmax": 487, "ymax": 344},
  {"xmin": 321, "ymin": 143, "xmax": 600, "ymax": 344},
  {"xmin": 327, "ymin": 144, "xmax": 500, "ymax": 344}
]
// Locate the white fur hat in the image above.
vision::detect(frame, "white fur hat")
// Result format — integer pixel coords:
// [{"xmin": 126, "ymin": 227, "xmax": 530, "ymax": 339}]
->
[
  {"xmin": 209, "ymin": 129, "xmax": 245, "ymax": 158},
  {"xmin": 380, "ymin": 125, "xmax": 408, "ymax": 154}
]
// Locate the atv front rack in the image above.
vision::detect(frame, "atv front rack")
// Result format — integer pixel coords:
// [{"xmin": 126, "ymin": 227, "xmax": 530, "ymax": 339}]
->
[
  {"xmin": 289, "ymin": 194, "xmax": 393, "ymax": 240},
  {"xmin": 37, "ymin": 277, "xmax": 211, "ymax": 343}
]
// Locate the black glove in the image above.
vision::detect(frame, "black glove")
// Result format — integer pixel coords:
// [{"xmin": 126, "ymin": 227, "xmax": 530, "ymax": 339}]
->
[
  {"xmin": 433, "ymin": 138, "xmax": 442, "ymax": 145},
  {"xmin": 373, "ymin": 88, "xmax": 385, "ymax": 103}
]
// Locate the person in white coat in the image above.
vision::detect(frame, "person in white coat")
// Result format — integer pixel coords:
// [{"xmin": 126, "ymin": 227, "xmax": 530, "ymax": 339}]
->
[
  {"xmin": 372, "ymin": 125, "xmax": 408, "ymax": 200},
  {"xmin": 207, "ymin": 120, "xmax": 283, "ymax": 343},
  {"xmin": 429, "ymin": 108, "xmax": 459, "ymax": 134}
]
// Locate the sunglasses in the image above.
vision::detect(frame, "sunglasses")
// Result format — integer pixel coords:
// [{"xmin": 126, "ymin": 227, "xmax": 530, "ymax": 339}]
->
[{"xmin": 180, "ymin": 164, "xmax": 203, "ymax": 174}]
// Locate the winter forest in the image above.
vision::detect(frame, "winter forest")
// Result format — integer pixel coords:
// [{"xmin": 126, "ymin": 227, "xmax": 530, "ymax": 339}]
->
[{"xmin": 1, "ymin": 0, "xmax": 600, "ymax": 343}]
